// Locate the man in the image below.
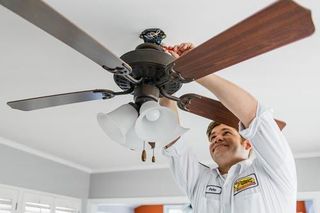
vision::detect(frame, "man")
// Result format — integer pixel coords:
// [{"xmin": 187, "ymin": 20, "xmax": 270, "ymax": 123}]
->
[{"xmin": 161, "ymin": 43, "xmax": 297, "ymax": 213}]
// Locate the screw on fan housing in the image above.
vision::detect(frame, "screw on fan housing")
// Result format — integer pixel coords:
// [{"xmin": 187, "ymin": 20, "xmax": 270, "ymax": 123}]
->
[{"xmin": 139, "ymin": 28, "xmax": 166, "ymax": 45}]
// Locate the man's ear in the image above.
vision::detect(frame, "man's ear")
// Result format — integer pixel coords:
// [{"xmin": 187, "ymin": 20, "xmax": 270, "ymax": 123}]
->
[{"xmin": 242, "ymin": 140, "xmax": 252, "ymax": 150}]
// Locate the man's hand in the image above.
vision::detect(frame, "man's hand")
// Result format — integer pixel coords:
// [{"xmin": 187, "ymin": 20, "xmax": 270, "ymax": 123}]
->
[{"xmin": 162, "ymin": 42, "xmax": 194, "ymax": 58}]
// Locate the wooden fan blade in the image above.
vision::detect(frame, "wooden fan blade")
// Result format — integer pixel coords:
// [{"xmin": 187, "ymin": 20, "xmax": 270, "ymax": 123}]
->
[
  {"xmin": 274, "ymin": 119, "xmax": 286, "ymax": 131},
  {"xmin": 0, "ymin": 0, "xmax": 131, "ymax": 73},
  {"xmin": 177, "ymin": 94, "xmax": 286, "ymax": 130},
  {"xmin": 172, "ymin": 0, "xmax": 315, "ymax": 81},
  {"xmin": 7, "ymin": 89, "xmax": 114, "ymax": 111}
]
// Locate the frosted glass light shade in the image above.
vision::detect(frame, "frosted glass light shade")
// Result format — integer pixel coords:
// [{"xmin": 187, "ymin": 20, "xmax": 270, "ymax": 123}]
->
[
  {"xmin": 97, "ymin": 103, "xmax": 138, "ymax": 145},
  {"xmin": 135, "ymin": 101, "xmax": 189, "ymax": 145}
]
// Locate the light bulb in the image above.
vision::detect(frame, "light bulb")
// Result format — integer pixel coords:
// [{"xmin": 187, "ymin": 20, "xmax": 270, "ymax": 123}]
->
[{"xmin": 146, "ymin": 109, "xmax": 160, "ymax": 121}]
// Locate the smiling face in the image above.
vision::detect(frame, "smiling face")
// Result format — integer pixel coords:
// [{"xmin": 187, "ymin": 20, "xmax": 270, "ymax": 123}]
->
[{"xmin": 208, "ymin": 123, "xmax": 252, "ymax": 167}]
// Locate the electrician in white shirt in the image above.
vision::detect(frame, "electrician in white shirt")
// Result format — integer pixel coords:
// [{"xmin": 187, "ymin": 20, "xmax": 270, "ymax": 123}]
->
[{"xmin": 161, "ymin": 43, "xmax": 297, "ymax": 213}]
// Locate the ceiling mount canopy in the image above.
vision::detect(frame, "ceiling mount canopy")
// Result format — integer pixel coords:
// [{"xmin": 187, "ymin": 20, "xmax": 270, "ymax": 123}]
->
[{"xmin": 139, "ymin": 28, "xmax": 166, "ymax": 45}]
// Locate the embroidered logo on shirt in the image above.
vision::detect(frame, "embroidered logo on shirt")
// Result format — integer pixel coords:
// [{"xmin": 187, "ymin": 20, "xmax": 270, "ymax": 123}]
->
[
  {"xmin": 205, "ymin": 185, "xmax": 222, "ymax": 194},
  {"xmin": 233, "ymin": 173, "xmax": 258, "ymax": 195}
]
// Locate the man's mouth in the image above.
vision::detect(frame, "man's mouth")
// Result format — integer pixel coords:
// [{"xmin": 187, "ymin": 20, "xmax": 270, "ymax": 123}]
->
[{"xmin": 212, "ymin": 143, "xmax": 228, "ymax": 153}]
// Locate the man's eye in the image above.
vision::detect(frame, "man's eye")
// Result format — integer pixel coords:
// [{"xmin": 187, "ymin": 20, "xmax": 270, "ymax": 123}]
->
[{"xmin": 223, "ymin": 131, "xmax": 230, "ymax": 136}]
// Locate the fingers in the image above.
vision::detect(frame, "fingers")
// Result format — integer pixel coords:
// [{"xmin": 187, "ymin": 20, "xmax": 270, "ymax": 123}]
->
[
  {"xmin": 163, "ymin": 48, "xmax": 180, "ymax": 58},
  {"xmin": 179, "ymin": 42, "xmax": 193, "ymax": 49},
  {"xmin": 168, "ymin": 50, "xmax": 180, "ymax": 58},
  {"xmin": 162, "ymin": 44, "xmax": 175, "ymax": 49},
  {"xmin": 179, "ymin": 43, "xmax": 194, "ymax": 52},
  {"xmin": 163, "ymin": 43, "xmax": 194, "ymax": 58},
  {"xmin": 176, "ymin": 43, "xmax": 194, "ymax": 56}
]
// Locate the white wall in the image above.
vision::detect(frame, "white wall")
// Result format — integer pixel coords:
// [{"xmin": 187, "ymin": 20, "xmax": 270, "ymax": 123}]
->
[
  {"xmin": 0, "ymin": 142, "xmax": 90, "ymax": 212},
  {"xmin": 296, "ymin": 157, "xmax": 320, "ymax": 192},
  {"xmin": 89, "ymin": 168, "xmax": 184, "ymax": 199}
]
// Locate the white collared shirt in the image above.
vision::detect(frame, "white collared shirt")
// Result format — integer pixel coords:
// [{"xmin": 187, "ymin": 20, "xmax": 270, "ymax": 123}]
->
[{"xmin": 162, "ymin": 103, "xmax": 297, "ymax": 213}]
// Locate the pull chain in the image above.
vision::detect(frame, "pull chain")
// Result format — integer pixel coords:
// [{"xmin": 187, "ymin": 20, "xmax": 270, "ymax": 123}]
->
[
  {"xmin": 141, "ymin": 141, "xmax": 147, "ymax": 162},
  {"xmin": 152, "ymin": 148, "xmax": 155, "ymax": 163},
  {"xmin": 148, "ymin": 142, "xmax": 156, "ymax": 163}
]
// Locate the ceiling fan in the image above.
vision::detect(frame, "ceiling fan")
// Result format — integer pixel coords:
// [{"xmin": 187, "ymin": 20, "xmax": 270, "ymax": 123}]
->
[{"xmin": 0, "ymin": 0, "xmax": 315, "ymax": 161}]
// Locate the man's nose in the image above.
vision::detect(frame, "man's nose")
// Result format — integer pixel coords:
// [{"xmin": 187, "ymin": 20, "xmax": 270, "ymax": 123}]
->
[{"xmin": 214, "ymin": 135, "xmax": 223, "ymax": 143}]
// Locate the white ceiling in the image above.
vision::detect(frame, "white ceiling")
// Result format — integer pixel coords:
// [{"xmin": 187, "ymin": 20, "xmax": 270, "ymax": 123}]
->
[{"xmin": 0, "ymin": 0, "xmax": 319, "ymax": 173}]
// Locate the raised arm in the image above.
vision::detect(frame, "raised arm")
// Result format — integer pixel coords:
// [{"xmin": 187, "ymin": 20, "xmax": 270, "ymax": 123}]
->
[{"xmin": 196, "ymin": 75, "xmax": 258, "ymax": 128}]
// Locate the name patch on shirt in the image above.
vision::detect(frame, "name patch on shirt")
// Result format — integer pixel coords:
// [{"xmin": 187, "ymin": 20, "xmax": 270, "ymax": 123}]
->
[
  {"xmin": 234, "ymin": 173, "xmax": 258, "ymax": 195},
  {"xmin": 205, "ymin": 185, "xmax": 222, "ymax": 194}
]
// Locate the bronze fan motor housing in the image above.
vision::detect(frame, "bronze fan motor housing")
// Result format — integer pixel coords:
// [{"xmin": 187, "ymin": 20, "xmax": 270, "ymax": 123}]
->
[{"xmin": 115, "ymin": 29, "xmax": 183, "ymax": 107}]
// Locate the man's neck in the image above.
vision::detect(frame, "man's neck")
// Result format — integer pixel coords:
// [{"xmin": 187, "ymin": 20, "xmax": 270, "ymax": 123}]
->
[
  {"xmin": 218, "ymin": 158, "xmax": 246, "ymax": 175},
  {"xmin": 218, "ymin": 165, "xmax": 231, "ymax": 175}
]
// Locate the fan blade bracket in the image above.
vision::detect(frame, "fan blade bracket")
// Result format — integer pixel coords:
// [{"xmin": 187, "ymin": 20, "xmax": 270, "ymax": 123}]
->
[
  {"xmin": 93, "ymin": 89, "xmax": 115, "ymax": 99},
  {"xmin": 103, "ymin": 63, "xmax": 143, "ymax": 85},
  {"xmin": 102, "ymin": 63, "xmax": 132, "ymax": 75},
  {"xmin": 166, "ymin": 62, "xmax": 194, "ymax": 84},
  {"xmin": 177, "ymin": 94, "xmax": 202, "ymax": 111},
  {"xmin": 99, "ymin": 86, "xmax": 135, "ymax": 98},
  {"xmin": 159, "ymin": 87, "xmax": 181, "ymax": 102}
]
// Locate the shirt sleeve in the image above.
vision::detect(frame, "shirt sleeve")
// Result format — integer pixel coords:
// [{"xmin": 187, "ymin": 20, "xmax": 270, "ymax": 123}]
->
[
  {"xmin": 239, "ymin": 103, "xmax": 297, "ymax": 192},
  {"xmin": 162, "ymin": 135, "xmax": 208, "ymax": 200}
]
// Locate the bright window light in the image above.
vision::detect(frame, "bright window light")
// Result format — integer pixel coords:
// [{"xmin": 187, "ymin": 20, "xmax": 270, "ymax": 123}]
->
[
  {"xmin": 24, "ymin": 202, "xmax": 51, "ymax": 213},
  {"xmin": 56, "ymin": 206, "xmax": 77, "ymax": 213},
  {"xmin": 0, "ymin": 198, "xmax": 13, "ymax": 213}
]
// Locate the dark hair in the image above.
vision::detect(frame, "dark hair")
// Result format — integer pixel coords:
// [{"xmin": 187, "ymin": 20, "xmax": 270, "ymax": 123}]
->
[
  {"xmin": 206, "ymin": 121, "xmax": 222, "ymax": 138},
  {"xmin": 206, "ymin": 121, "xmax": 246, "ymax": 141}
]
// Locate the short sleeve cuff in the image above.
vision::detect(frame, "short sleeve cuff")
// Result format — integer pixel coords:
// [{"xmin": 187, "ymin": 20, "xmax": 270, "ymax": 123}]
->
[{"xmin": 239, "ymin": 102, "xmax": 274, "ymax": 140}]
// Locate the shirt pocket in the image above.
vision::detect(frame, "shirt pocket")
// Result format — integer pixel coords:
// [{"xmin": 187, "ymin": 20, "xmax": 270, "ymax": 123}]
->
[
  {"xmin": 234, "ymin": 191, "xmax": 265, "ymax": 213},
  {"xmin": 205, "ymin": 193, "xmax": 220, "ymax": 212}
]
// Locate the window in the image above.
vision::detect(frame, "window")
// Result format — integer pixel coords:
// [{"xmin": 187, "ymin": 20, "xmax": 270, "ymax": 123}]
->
[
  {"xmin": 0, "ymin": 187, "xmax": 19, "ymax": 213},
  {"xmin": 22, "ymin": 192, "xmax": 53, "ymax": 213},
  {"xmin": 54, "ymin": 197, "xmax": 80, "ymax": 213},
  {"xmin": 55, "ymin": 206, "xmax": 77, "ymax": 213},
  {"xmin": 0, "ymin": 184, "xmax": 81, "ymax": 213},
  {"xmin": 24, "ymin": 202, "xmax": 51, "ymax": 213},
  {"xmin": 0, "ymin": 198, "xmax": 14, "ymax": 213}
]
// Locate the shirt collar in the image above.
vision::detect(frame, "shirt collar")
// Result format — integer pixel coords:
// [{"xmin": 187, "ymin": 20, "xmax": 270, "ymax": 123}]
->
[{"xmin": 212, "ymin": 150, "xmax": 256, "ymax": 178}]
